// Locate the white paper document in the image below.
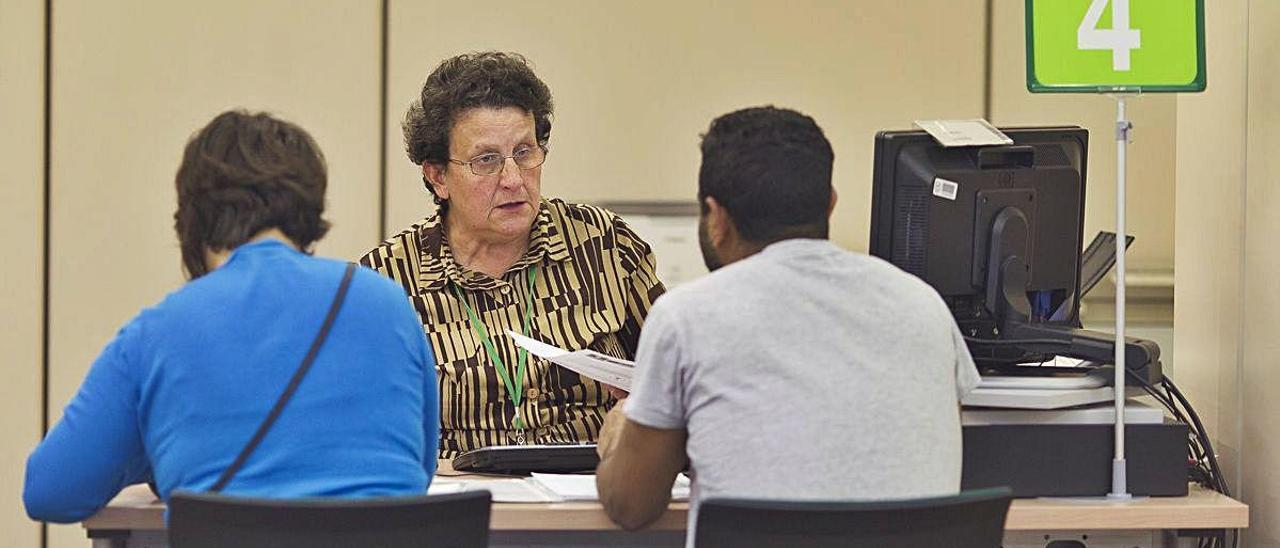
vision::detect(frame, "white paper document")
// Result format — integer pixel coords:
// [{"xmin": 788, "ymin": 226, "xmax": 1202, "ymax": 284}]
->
[
  {"xmin": 426, "ymin": 479, "xmax": 467, "ymax": 496},
  {"xmin": 507, "ymin": 331, "xmax": 635, "ymax": 391},
  {"xmin": 431, "ymin": 474, "xmax": 691, "ymax": 503},
  {"xmin": 914, "ymin": 119, "xmax": 1013, "ymax": 147},
  {"xmin": 429, "ymin": 478, "xmax": 559, "ymax": 503},
  {"xmin": 528, "ymin": 473, "xmax": 692, "ymax": 502}
]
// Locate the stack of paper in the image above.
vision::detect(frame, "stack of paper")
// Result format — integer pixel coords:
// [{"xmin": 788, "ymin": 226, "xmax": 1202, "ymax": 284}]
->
[
  {"xmin": 527, "ymin": 473, "xmax": 599, "ymax": 501},
  {"xmin": 428, "ymin": 478, "xmax": 560, "ymax": 503},
  {"xmin": 429, "ymin": 474, "xmax": 692, "ymax": 503},
  {"xmin": 527, "ymin": 473, "xmax": 691, "ymax": 502},
  {"xmin": 508, "ymin": 331, "xmax": 635, "ymax": 391}
]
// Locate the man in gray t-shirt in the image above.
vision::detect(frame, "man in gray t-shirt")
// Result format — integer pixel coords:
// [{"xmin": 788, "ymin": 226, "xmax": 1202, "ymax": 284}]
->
[{"xmin": 596, "ymin": 107, "xmax": 981, "ymax": 536}]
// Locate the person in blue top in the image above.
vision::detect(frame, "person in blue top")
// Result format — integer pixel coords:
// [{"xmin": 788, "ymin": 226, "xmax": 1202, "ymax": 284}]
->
[{"xmin": 23, "ymin": 110, "xmax": 439, "ymax": 523}]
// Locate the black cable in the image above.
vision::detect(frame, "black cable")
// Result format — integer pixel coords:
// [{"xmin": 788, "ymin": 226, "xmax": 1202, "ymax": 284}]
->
[
  {"xmin": 1124, "ymin": 368, "xmax": 1181, "ymax": 417},
  {"xmin": 1125, "ymin": 371, "xmax": 1236, "ymax": 548},
  {"xmin": 1159, "ymin": 386, "xmax": 1218, "ymax": 489},
  {"xmin": 1164, "ymin": 378, "xmax": 1231, "ymax": 498},
  {"xmin": 1166, "ymin": 385, "xmax": 1233, "ymax": 548},
  {"xmin": 1138, "ymin": 374, "xmax": 1236, "ymax": 548},
  {"xmin": 1126, "ymin": 373, "xmax": 1205, "ymax": 481}
]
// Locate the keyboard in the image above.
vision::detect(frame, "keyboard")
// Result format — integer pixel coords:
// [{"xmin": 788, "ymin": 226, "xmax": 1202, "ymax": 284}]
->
[{"xmin": 452, "ymin": 444, "xmax": 600, "ymax": 475}]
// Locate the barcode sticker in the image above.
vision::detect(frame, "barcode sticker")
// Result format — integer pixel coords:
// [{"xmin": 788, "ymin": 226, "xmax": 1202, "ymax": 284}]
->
[{"xmin": 933, "ymin": 178, "xmax": 959, "ymax": 201}]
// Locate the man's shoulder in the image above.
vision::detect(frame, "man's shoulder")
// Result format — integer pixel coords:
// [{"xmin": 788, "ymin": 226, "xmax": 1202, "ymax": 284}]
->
[
  {"xmin": 804, "ymin": 245, "xmax": 940, "ymax": 298},
  {"xmin": 647, "ymin": 267, "xmax": 744, "ymax": 316},
  {"xmin": 854, "ymin": 253, "xmax": 945, "ymax": 301},
  {"xmin": 671, "ymin": 245, "xmax": 944, "ymax": 316}
]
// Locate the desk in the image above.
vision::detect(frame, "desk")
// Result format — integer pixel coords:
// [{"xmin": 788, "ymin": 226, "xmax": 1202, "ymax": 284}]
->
[{"xmin": 83, "ymin": 462, "xmax": 1248, "ymax": 548}]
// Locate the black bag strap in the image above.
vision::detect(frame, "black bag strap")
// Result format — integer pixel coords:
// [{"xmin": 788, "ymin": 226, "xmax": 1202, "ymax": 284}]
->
[{"xmin": 210, "ymin": 262, "xmax": 358, "ymax": 493}]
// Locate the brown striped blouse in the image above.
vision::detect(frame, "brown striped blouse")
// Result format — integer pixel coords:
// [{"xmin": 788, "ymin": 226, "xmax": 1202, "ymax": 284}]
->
[{"xmin": 359, "ymin": 199, "xmax": 666, "ymax": 457}]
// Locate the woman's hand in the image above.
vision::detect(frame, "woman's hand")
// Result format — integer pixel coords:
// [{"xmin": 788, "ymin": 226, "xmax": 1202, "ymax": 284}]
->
[{"xmin": 604, "ymin": 385, "xmax": 629, "ymax": 400}]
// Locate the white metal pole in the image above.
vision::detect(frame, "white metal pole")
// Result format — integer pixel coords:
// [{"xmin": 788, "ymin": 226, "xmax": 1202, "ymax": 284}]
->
[{"xmin": 1109, "ymin": 95, "xmax": 1132, "ymax": 500}]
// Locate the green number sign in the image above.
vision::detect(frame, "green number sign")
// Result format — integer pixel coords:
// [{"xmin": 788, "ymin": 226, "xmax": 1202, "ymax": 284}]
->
[{"xmin": 1026, "ymin": 0, "xmax": 1205, "ymax": 93}]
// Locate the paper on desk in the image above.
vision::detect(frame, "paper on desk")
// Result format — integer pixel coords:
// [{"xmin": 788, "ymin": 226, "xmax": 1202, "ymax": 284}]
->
[
  {"xmin": 441, "ymin": 478, "xmax": 559, "ymax": 503},
  {"xmin": 528, "ymin": 473, "xmax": 692, "ymax": 502},
  {"xmin": 508, "ymin": 331, "xmax": 634, "ymax": 391},
  {"xmin": 426, "ymin": 479, "xmax": 467, "ymax": 495}
]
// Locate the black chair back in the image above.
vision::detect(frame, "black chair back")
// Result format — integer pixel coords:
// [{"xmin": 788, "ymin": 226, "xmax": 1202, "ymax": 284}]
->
[
  {"xmin": 169, "ymin": 490, "xmax": 491, "ymax": 548},
  {"xmin": 695, "ymin": 487, "xmax": 1013, "ymax": 548}
]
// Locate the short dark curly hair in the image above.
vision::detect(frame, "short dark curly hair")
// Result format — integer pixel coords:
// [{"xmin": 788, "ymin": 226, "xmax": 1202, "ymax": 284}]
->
[
  {"xmin": 173, "ymin": 110, "xmax": 331, "ymax": 279},
  {"xmin": 698, "ymin": 106, "xmax": 834, "ymax": 243},
  {"xmin": 403, "ymin": 51, "xmax": 554, "ymax": 204}
]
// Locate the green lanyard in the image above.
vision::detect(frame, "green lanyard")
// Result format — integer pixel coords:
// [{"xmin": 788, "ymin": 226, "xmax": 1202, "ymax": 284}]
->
[{"xmin": 451, "ymin": 265, "xmax": 539, "ymax": 435}]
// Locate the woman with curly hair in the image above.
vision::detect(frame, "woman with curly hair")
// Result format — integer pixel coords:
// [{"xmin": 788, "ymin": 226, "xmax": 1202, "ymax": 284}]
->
[{"xmin": 361, "ymin": 52, "xmax": 665, "ymax": 457}]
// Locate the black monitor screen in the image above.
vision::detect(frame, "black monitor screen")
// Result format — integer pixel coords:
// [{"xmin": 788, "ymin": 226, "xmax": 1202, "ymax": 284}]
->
[{"xmin": 869, "ymin": 127, "xmax": 1088, "ymax": 340}]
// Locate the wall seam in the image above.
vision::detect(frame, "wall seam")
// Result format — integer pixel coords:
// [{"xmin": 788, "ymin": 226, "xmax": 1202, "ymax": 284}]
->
[
  {"xmin": 1233, "ymin": 0, "xmax": 1251, "ymax": 509},
  {"xmin": 377, "ymin": 0, "xmax": 389, "ymax": 241},
  {"xmin": 40, "ymin": 0, "xmax": 53, "ymax": 546},
  {"xmin": 982, "ymin": 0, "xmax": 994, "ymax": 120}
]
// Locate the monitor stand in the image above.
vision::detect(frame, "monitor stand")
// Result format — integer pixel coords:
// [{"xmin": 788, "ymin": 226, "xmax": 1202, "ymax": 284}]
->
[{"xmin": 978, "ymin": 208, "xmax": 1163, "ymax": 386}]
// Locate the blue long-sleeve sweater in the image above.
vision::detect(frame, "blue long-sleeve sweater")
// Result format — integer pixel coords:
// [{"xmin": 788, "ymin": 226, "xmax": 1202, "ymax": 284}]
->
[{"xmin": 24, "ymin": 239, "xmax": 439, "ymax": 523}]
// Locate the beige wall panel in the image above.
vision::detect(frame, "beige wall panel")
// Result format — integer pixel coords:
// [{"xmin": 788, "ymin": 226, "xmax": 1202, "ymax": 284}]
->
[
  {"xmin": 1241, "ymin": 0, "xmax": 1280, "ymax": 543},
  {"xmin": 46, "ymin": 2, "xmax": 382, "ymax": 546},
  {"xmin": 989, "ymin": 1, "xmax": 1176, "ymax": 275},
  {"xmin": 1173, "ymin": 0, "xmax": 1247, "ymax": 480},
  {"xmin": 0, "ymin": 0, "xmax": 47, "ymax": 545},
  {"xmin": 383, "ymin": 0, "xmax": 987, "ymax": 253}
]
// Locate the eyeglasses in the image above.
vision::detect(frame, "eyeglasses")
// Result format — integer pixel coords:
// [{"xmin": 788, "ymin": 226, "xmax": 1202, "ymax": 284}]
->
[{"xmin": 448, "ymin": 145, "xmax": 547, "ymax": 176}]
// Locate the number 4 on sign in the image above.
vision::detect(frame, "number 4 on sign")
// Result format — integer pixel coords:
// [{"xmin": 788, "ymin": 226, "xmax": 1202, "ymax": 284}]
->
[{"xmin": 1078, "ymin": 0, "xmax": 1141, "ymax": 71}]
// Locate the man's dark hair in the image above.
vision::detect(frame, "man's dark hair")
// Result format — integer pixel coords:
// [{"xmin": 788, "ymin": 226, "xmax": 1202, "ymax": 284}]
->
[
  {"xmin": 173, "ymin": 110, "xmax": 330, "ymax": 279},
  {"xmin": 698, "ymin": 106, "xmax": 834, "ymax": 243},
  {"xmin": 404, "ymin": 51, "xmax": 554, "ymax": 205}
]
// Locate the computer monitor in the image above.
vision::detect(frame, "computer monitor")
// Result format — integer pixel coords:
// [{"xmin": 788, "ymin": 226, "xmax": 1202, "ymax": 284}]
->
[
  {"xmin": 869, "ymin": 126, "xmax": 1159, "ymax": 380},
  {"xmin": 870, "ymin": 127, "xmax": 1087, "ymax": 328}
]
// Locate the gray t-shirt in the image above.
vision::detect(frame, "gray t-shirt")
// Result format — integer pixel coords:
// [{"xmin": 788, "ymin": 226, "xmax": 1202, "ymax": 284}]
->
[{"xmin": 625, "ymin": 239, "xmax": 981, "ymax": 527}]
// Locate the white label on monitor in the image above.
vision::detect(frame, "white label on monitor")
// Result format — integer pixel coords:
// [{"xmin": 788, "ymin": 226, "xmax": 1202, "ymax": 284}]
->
[{"xmin": 933, "ymin": 177, "xmax": 959, "ymax": 201}]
